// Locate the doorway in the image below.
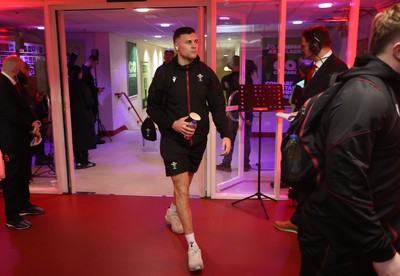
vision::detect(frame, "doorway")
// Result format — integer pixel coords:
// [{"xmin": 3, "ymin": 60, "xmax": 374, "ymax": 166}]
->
[{"xmin": 58, "ymin": 7, "xmax": 206, "ymax": 197}]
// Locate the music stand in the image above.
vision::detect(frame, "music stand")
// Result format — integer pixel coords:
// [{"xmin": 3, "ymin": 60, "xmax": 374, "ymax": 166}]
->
[
  {"xmin": 32, "ymin": 139, "xmax": 56, "ymax": 177},
  {"xmin": 231, "ymin": 84, "xmax": 284, "ymax": 219},
  {"xmin": 96, "ymin": 113, "xmax": 112, "ymax": 142}
]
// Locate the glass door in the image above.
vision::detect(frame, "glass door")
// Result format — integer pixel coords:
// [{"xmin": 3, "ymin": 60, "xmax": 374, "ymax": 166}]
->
[
  {"xmin": 0, "ymin": 7, "xmax": 60, "ymax": 193},
  {"xmin": 211, "ymin": 1, "xmax": 280, "ymax": 199},
  {"xmin": 54, "ymin": 4, "xmax": 208, "ymax": 197},
  {"xmin": 211, "ymin": 0, "xmax": 362, "ymax": 200}
]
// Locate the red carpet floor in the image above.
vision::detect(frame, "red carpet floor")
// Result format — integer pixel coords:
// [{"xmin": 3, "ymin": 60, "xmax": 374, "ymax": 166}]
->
[{"xmin": 0, "ymin": 194, "xmax": 300, "ymax": 276}]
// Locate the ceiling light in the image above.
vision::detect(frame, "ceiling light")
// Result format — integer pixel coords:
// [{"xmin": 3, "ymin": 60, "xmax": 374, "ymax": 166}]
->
[
  {"xmin": 223, "ymin": 54, "xmax": 229, "ymax": 57},
  {"xmin": 292, "ymin": 21, "xmax": 303, "ymax": 25},
  {"xmin": 37, "ymin": 26, "xmax": 45, "ymax": 30},
  {"xmin": 227, "ymin": 37, "xmax": 232, "ymax": 41},
  {"xmin": 315, "ymin": 17, "xmax": 348, "ymax": 23},
  {"xmin": 160, "ymin": 23, "xmax": 170, "ymax": 27},
  {"xmin": 154, "ymin": 35, "xmax": 162, "ymax": 38},
  {"xmin": 219, "ymin": 16, "xmax": 230, "ymax": 20},
  {"xmin": 318, "ymin": 3, "xmax": 333, "ymax": 9},
  {"xmin": 135, "ymin": 8, "xmax": 149, "ymax": 13}
]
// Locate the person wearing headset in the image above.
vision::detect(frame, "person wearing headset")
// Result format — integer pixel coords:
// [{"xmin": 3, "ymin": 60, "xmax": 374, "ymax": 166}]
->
[
  {"xmin": 274, "ymin": 25, "xmax": 348, "ymax": 234},
  {"xmin": 297, "ymin": 25, "xmax": 348, "ymax": 107}
]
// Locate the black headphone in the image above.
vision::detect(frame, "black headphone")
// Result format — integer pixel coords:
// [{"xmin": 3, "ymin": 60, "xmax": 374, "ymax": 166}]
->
[{"xmin": 309, "ymin": 33, "xmax": 321, "ymax": 56}]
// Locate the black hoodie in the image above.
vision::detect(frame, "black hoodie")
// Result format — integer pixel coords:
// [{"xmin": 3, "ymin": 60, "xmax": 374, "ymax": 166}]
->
[
  {"xmin": 303, "ymin": 55, "xmax": 400, "ymax": 264},
  {"xmin": 147, "ymin": 56, "xmax": 229, "ymax": 146}
]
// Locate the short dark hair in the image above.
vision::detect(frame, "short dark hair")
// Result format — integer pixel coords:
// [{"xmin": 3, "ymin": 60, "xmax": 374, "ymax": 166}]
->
[
  {"xmin": 164, "ymin": 49, "xmax": 174, "ymax": 54},
  {"xmin": 173, "ymin": 27, "xmax": 196, "ymax": 43},
  {"xmin": 87, "ymin": 55, "xmax": 99, "ymax": 62},
  {"xmin": 302, "ymin": 25, "xmax": 331, "ymax": 48},
  {"xmin": 370, "ymin": 3, "xmax": 400, "ymax": 55},
  {"xmin": 69, "ymin": 65, "xmax": 81, "ymax": 77}
]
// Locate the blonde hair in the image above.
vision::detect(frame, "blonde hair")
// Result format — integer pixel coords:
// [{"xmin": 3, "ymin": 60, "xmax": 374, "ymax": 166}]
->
[{"xmin": 370, "ymin": 3, "xmax": 400, "ymax": 55}]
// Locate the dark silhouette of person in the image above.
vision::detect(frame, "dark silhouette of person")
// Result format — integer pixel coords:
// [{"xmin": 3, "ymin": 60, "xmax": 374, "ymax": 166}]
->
[
  {"xmin": 81, "ymin": 55, "xmax": 105, "ymax": 144},
  {"xmin": 216, "ymin": 56, "xmax": 255, "ymax": 172},
  {"xmin": 68, "ymin": 65, "xmax": 97, "ymax": 169},
  {"xmin": 288, "ymin": 57, "xmax": 312, "ymax": 112}
]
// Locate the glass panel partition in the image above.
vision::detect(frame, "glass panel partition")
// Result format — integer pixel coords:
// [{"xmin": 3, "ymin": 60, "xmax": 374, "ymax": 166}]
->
[
  {"xmin": 213, "ymin": 0, "xmax": 369, "ymax": 199},
  {"xmin": 214, "ymin": 1, "xmax": 280, "ymax": 199},
  {"xmin": 0, "ymin": 8, "xmax": 58, "ymax": 192}
]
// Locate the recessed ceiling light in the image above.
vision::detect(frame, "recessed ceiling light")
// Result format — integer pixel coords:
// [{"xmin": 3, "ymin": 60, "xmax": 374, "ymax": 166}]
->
[
  {"xmin": 37, "ymin": 26, "xmax": 45, "ymax": 30},
  {"xmin": 292, "ymin": 20, "xmax": 303, "ymax": 25},
  {"xmin": 223, "ymin": 54, "xmax": 229, "ymax": 57},
  {"xmin": 227, "ymin": 38, "xmax": 232, "ymax": 41},
  {"xmin": 135, "ymin": 8, "xmax": 149, "ymax": 13},
  {"xmin": 154, "ymin": 35, "xmax": 162, "ymax": 38},
  {"xmin": 219, "ymin": 16, "xmax": 230, "ymax": 20},
  {"xmin": 160, "ymin": 23, "xmax": 170, "ymax": 27},
  {"xmin": 318, "ymin": 3, "xmax": 333, "ymax": 8}
]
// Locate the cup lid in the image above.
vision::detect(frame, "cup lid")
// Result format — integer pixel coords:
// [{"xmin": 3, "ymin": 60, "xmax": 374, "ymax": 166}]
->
[{"xmin": 189, "ymin": 112, "xmax": 201, "ymax": 121}]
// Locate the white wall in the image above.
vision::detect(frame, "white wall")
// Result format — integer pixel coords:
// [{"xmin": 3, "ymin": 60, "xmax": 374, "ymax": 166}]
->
[
  {"xmin": 66, "ymin": 32, "xmax": 113, "ymax": 131},
  {"xmin": 109, "ymin": 32, "xmax": 165, "ymax": 130},
  {"xmin": 67, "ymin": 32, "xmax": 165, "ymax": 132}
]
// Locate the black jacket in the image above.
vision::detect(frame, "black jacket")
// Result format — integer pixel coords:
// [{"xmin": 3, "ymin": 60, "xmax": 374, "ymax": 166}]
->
[
  {"xmin": 299, "ymin": 54, "xmax": 348, "ymax": 107},
  {"xmin": 147, "ymin": 56, "xmax": 229, "ymax": 145},
  {"xmin": 81, "ymin": 64, "xmax": 99, "ymax": 116},
  {"xmin": 0, "ymin": 74, "xmax": 36, "ymax": 153},
  {"xmin": 69, "ymin": 77, "xmax": 97, "ymax": 151},
  {"xmin": 304, "ymin": 55, "xmax": 400, "ymax": 262}
]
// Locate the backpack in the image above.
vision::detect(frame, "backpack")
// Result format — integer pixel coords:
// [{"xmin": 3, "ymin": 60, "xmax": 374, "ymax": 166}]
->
[
  {"xmin": 281, "ymin": 73, "xmax": 343, "ymax": 192},
  {"xmin": 281, "ymin": 73, "xmax": 390, "ymax": 192},
  {"xmin": 141, "ymin": 117, "xmax": 157, "ymax": 141}
]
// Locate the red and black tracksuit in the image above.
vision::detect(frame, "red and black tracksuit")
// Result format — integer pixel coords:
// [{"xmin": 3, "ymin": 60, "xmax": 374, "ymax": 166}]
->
[
  {"xmin": 147, "ymin": 56, "xmax": 229, "ymax": 176},
  {"xmin": 300, "ymin": 55, "xmax": 400, "ymax": 275}
]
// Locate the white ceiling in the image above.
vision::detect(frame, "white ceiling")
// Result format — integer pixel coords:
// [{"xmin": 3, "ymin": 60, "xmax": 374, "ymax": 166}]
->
[{"xmin": 0, "ymin": 0, "xmax": 397, "ymax": 49}]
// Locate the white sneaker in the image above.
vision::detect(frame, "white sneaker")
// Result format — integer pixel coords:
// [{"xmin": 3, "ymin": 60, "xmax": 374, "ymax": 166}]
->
[
  {"xmin": 165, "ymin": 208, "xmax": 184, "ymax": 234},
  {"xmin": 188, "ymin": 245, "xmax": 204, "ymax": 271}
]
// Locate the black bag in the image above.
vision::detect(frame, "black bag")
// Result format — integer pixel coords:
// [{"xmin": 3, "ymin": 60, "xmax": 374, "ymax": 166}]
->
[
  {"xmin": 281, "ymin": 74, "xmax": 343, "ymax": 192},
  {"xmin": 141, "ymin": 117, "xmax": 157, "ymax": 141}
]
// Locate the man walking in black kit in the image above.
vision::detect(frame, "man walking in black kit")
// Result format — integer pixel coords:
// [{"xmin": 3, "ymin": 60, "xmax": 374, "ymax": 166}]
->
[
  {"xmin": 147, "ymin": 27, "xmax": 231, "ymax": 271},
  {"xmin": 0, "ymin": 55, "xmax": 45, "ymax": 230}
]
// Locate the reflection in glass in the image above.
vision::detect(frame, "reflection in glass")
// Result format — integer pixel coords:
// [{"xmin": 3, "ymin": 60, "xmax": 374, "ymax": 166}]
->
[{"xmin": 0, "ymin": 8, "xmax": 56, "ymax": 191}]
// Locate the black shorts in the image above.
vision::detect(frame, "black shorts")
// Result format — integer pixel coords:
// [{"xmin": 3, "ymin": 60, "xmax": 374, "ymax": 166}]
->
[{"xmin": 160, "ymin": 136, "xmax": 207, "ymax": 176}]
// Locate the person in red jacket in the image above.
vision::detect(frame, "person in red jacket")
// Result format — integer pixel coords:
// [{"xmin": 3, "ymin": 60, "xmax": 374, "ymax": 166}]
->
[{"xmin": 147, "ymin": 27, "xmax": 231, "ymax": 272}]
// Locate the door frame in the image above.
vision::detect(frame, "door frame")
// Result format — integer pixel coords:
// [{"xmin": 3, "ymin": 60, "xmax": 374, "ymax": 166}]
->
[{"xmin": 45, "ymin": 1, "xmax": 213, "ymax": 195}]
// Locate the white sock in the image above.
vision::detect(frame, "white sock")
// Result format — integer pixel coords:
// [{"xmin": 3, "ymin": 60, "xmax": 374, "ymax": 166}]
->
[
  {"xmin": 185, "ymin": 233, "xmax": 198, "ymax": 249},
  {"xmin": 170, "ymin": 202, "xmax": 177, "ymax": 213}
]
